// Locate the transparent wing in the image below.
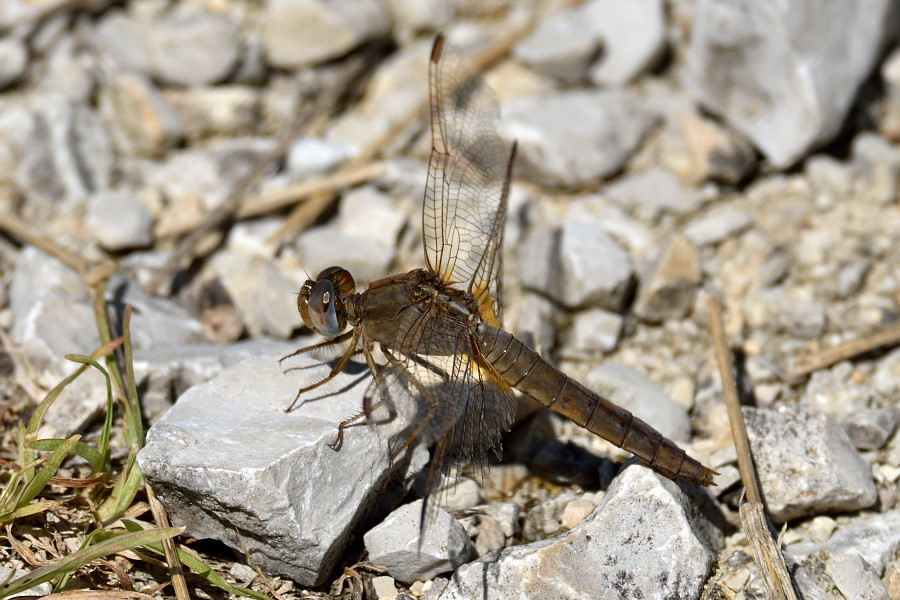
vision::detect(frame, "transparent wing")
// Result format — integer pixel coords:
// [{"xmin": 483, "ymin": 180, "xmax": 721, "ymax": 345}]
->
[
  {"xmin": 374, "ymin": 296, "xmax": 517, "ymax": 532},
  {"xmin": 424, "ymin": 34, "xmax": 514, "ymax": 327}
]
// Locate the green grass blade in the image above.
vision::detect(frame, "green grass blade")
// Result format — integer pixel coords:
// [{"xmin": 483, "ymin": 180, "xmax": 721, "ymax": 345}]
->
[
  {"xmin": 96, "ymin": 452, "xmax": 142, "ymax": 523},
  {"xmin": 25, "ymin": 339, "xmax": 122, "ymax": 437},
  {"xmin": 29, "ymin": 439, "xmax": 105, "ymax": 474},
  {"xmin": 65, "ymin": 354, "xmax": 115, "ymax": 472},
  {"xmin": 121, "ymin": 521, "xmax": 269, "ymax": 600},
  {"xmin": 0, "ymin": 526, "xmax": 182, "ymax": 598},
  {"xmin": 120, "ymin": 305, "xmax": 144, "ymax": 451},
  {"xmin": 16, "ymin": 435, "xmax": 80, "ymax": 510}
]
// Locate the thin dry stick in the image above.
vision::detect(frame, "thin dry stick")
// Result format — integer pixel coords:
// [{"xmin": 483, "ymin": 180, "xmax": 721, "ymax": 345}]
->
[
  {"xmin": 145, "ymin": 484, "xmax": 190, "ymax": 600},
  {"xmin": 267, "ymin": 0, "xmax": 586, "ymax": 246},
  {"xmin": 156, "ymin": 161, "xmax": 387, "ymax": 238},
  {"xmin": 0, "ymin": 211, "xmax": 89, "ymax": 274},
  {"xmin": 707, "ymin": 295, "xmax": 797, "ymax": 600},
  {"xmin": 788, "ymin": 320, "xmax": 900, "ymax": 380}
]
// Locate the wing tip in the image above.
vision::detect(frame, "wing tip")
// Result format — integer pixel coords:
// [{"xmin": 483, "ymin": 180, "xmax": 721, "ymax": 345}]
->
[{"xmin": 431, "ymin": 33, "xmax": 445, "ymax": 64}]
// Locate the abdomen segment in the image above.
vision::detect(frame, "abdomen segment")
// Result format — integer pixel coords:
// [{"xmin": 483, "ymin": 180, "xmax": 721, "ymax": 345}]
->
[{"xmin": 477, "ymin": 324, "xmax": 716, "ymax": 486}]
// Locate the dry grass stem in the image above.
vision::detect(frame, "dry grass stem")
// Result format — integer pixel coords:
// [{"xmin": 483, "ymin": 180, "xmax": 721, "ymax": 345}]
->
[
  {"xmin": 706, "ymin": 294, "xmax": 797, "ymax": 600},
  {"xmin": 788, "ymin": 320, "xmax": 900, "ymax": 380}
]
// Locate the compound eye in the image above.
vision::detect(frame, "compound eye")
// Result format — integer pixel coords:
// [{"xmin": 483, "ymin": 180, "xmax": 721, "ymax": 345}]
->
[{"xmin": 307, "ymin": 279, "xmax": 342, "ymax": 335}]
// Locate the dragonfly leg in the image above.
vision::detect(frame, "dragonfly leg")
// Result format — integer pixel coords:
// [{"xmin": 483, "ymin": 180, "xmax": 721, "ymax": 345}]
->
[
  {"xmin": 327, "ymin": 400, "xmax": 386, "ymax": 450},
  {"xmin": 285, "ymin": 328, "xmax": 361, "ymax": 411},
  {"xmin": 278, "ymin": 330, "xmax": 354, "ymax": 365}
]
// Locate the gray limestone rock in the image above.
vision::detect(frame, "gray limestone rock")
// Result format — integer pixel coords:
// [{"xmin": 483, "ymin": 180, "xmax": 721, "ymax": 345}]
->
[
  {"xmin": 86, "ymin": 189, "xmax": 154, "ymax": 251},
  {"xmin": 9, "ymin": 247, "xmax": 104, "ymax": 438},
  {"xmin": 634, "ymin": 235, "xmax": 701, "ymax": 323},
  {"xmin": 138, "ymin": 356, "xmax": 429, "ymax": 587},
  {"xmin": 519, "ymin": 219, "xmax": 634, "ymax": 311},
  {"xmin": 262, "ymin": 0, "xmax": 390, "ymax": 69},
  {"xmin": 744, "ymin": 405, "xmax": 877, "ymax": 522},
  {"xmin": 513, "ymin": 5, "xmax": 600, "ymax": 83},
  {"xmin": 841, "ymin": 407, "xmax": 900, "ymax": 451},
  {"xmin": 439, "ymin": 466, "xmax": 721, "ymax": 600},
  {"xmin": 500, "ymin": 90, "xmax": 658, "ymax": 187},
  {"xmin": 586, "ymin": 0, "xmax": 666, "ymax": 85},
  {"xmin": 788, "ymin": 511, "xmax": 900, "ymax": 574},
  {"xmin": 689, "ymin": 0, "xmax": 899, "ymax": 167},
  {"xmin": 147, "ymin": 7, "xmax": 241, "ymax": 87},
  {"xmin": 364, "ymin": 499, "xmax": 475, "ymax": 583},
  {"xmin": 826, "ymin": 554, "xmax": 891, "ymax": 600}
]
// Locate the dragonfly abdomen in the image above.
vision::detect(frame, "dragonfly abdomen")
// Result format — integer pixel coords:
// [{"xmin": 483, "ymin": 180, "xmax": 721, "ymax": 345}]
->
[{"xmin": 476, "ymin": 324, "xmax": 716, "ymax": 486}]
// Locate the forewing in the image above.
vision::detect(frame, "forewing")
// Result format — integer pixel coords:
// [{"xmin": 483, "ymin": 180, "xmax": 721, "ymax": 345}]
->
[{"xmin": 424, "ymin": 34, "xmax": 512, "ymax": 326}]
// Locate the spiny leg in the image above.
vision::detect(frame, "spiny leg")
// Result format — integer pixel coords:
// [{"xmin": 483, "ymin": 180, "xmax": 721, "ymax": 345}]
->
[
  {"xmin": 327, "ymin": 399, "xmax": 386, "ymax": 450},
  {"xmin": 328, "ymin": 339, "xmax": 387, "ymax": 449},
  {"xmin": 285, "ymin": 328, "xmax": 361, "ymax": 411},
  {"xmin": 279, "ymin": 330, "xmax": 354, "ymax": 365}
]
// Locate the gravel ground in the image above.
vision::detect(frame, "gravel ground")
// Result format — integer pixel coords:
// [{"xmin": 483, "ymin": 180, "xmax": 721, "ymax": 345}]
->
[{"xmin": 2, "ymin": 0, "xmax": 900, "ymax": 599}]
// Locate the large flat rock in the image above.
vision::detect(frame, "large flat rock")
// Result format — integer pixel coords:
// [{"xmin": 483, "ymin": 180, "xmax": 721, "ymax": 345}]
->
[{"xmin": 138, "ymin": 355, "xmax": 429, "ymax": 586}]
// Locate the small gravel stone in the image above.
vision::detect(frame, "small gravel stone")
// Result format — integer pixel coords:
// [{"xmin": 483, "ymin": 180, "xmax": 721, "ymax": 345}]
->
[
  {"xmin": 364, "ymin": 499, "xmax": 475, "ymax": 584},
  {"xmin": 683, "ymin": 208, "xmax": 751, "ymax": 247},
  {"xmin": 584, "ymin": 363, "xmax": 691, "ymax": 442},
  {"xmin": 677, "ymin": 111, "xmax": 758, "ymax": 184},
  {"xmin": 519, "ymin": 219, "xmax": 634, "ymax": 311},
  {"xmin": 586, "ymin": 0, "xmax": 666, "ymax": 85},
  {"xmin": 474, "ymin": 516, "xmax": 505, "ymax": 556},
  {"xmin": 439, "ymin": 467, "xmax": 721, "ymax": 600},
  {"xmin": 605, "ymin": 168, "xmax": 695, "ymax": 218},
  {"xmin": 634, "ymin": 234, "xmax": 701, "ymax": 323},
  {"xmin": 513, "ymin": 4, "xmax": 600, "ymax": 83},
  {"xmin": 827, "ymin": 554, "xmax": 891, "ymax": 600},
  {"xmin": 789, "ymin": 511, "xmax": 900, "ymax": 573},
  {"xmin": 165, "ymin": 86, "xmax": 259, "ymax": 140},
  {"xmin": 286, "ymin": 137, "xmax": 356, "ymax": 179},
  {"xmin": 805, "ymin": 154, "xmax": 854, "ymax": 197},
  {"xmin": 841, "ymin": 407, "xmax": 900, "ymax": 450},
  {"xmin": 0, "ymin": 36, "xmax": 28, "ymax": 90},
  {"xmin": 559, "ymin": 308, "xmax": 622, "ymax": 358},
  {"xmin": 371, "ymin": 576, "xmax": 398, "ymax": 599},
  {"xmin": 802, "ymin": 362, "xmax": 874, "ymax": 419},
  {"xmin": 836, "ymin": 258, "xmax": 871, "ymax": 298},
  {"xmin": 438, "ymin": 478, "xmax": 483, "ymax": 512},
  {"xmin": 873, "ymin": 348, "xmax": 900, "ymax": 397},
  {"xmin": 147, "ymin": 7, "xmax": 241, "ymax": 86},
  {"xmin": 100, "ymin": 70, "xmax": 183, "ymax": 158},
  {"xmin": 262, "ymin": 0, "xmax": 390, "ymax": 69},
  {"xmin": 852, "ymin": 131, "xmax": 900, "ymax": 204},
  {"xmin": 807, "ymin": 516, "xmax": 837, "ymax": 544},
  {"xmin": 479, "ymin": 502, "xmax": 520, "ymax": 538},
  {"xmin": 86, "ymin": 189, "xmax": 154, "ymax": 251},
  {"xmin": 93, "ymin": 9, "xmax": 153, "ymax": 74}
]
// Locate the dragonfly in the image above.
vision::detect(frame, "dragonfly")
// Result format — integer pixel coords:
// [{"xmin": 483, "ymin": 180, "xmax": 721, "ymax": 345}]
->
[{"xmin": 285, "ymin": 33, "xmax": 716, "ymax": 521}]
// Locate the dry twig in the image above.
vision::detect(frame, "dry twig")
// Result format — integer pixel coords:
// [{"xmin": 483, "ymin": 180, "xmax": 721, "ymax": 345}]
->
[
  {"xmin": 145, "ymin": 484, "xmax": 189, "ymax": 600},
  {"xmin": 706, "ymin": 295, "xmax": 798, "ymax": 600},
  {"xmin": 787, "ymin": 320, "xmax": 900, "ymax": 380}
]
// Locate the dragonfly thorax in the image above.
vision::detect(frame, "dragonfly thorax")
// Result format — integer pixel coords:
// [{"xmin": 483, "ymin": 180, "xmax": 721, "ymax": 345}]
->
[{"xmin": 297, "ymin": 266, "xmax": 356, "ymax": 337}]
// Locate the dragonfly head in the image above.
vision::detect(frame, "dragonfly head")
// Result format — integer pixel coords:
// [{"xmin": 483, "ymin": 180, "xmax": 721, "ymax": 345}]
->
[{"xmin": 297, "ymin": 266, "xmax": 356, "ymax": 337}]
